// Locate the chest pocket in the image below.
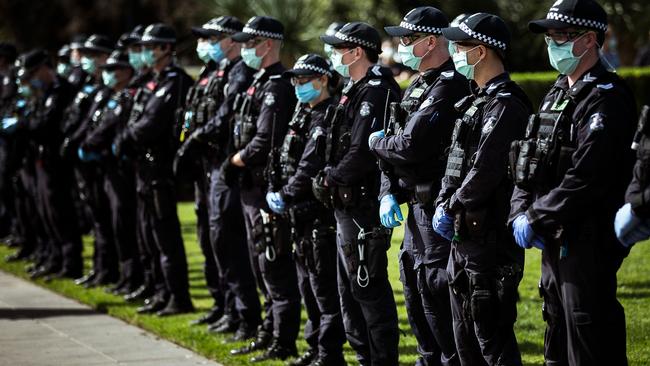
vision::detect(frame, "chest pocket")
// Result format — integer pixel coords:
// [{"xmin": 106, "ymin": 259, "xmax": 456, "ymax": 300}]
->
[
  {"xmin": 445, "ymin": 96, "xmax": 487, "ymax": 180},
  {"xmin": 280, "ymin": 108, "xmax": 310, "ymax": 181}
]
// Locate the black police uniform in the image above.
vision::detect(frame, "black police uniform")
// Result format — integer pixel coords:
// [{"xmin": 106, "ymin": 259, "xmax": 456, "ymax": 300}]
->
[
  {"xmin": 82, "ymin": 52, "xmax": 142, "ymax": 294},
  {"xmin": 176, "ymin": 57, "xmax": 229, "ymax": 318},
  {"xmin": 30, "ymin": 73, "xmax": 82, "ymax": 277},
  {"xmin": 626, "ymin": 105, "xmax": 650, "ymax": 217},
  {"xmin": 271, "ymin": 55, "xmax": 347, "ymax": 365},
  {"xmin": 228, "ymin": 58, "xmax": 300, "ymax": 351},
  {"xmin": 191, "ymin": 55, "xmax": 262, "ymax": 333},
  {"xmin": 116, "ymin": 31, "xmax": 194, "ymax": 313},
  {"xmin": 373, "ymin": 9, "xmax": 467, "ymax": 365},
  {"xmin": 510, "ymin": 62, "xmax": 634, "ymax": 366}
]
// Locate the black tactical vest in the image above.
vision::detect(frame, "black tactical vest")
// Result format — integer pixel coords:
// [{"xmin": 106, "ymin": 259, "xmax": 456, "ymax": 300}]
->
[
  {"xmin": 63, "ymin": 83, "xmax": 97, "ymax": 133},
  {"xmin": 127, "ymin": 80, "xmax": 157, "ymax": 126},
  {"xmin": 510, "ymin": 88, "xmax": 576, "ymax": 191},
  {"xmin": 233, "ymin": 69, "xmax": 268, "ymax": 149},
  {"xmin": 279, "ymin": 104, "xmax": 311, "ymax": 182}
]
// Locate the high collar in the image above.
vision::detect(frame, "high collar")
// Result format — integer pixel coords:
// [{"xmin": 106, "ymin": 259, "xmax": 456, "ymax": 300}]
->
[
  {"xmin": 554, "ymin": 61, "xmax": 609, "ymax": 98},
  {"xmin": 476, "ymin": 72, "xmax": 511, "ymax": 96}
]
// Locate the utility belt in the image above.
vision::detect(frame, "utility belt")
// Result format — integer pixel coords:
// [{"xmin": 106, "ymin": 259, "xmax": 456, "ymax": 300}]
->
[
  {"xmin": 292, "ymin": 216, "xmax": 336, "ymax": 273},
  {"xmin": 449, "ymin": 263, "xmax": 522, "ymax": 322},
  {"xmin": 253, "ymin": 209, "xmax": 290, "ymax": 262},
  {"xmin": 411, "ymin": 181, "xmax": 438, "ymax": 206},
  {"xmin": 312, "ymin": 172, "xmax": 373, "ymax": 211},
  {"xmin": 340, "ymin": 221, "xmax": 391, "ymax": 288},
  {"xmin": 232, "ymin": 113, "xmax": 257, "ymax": 150}
]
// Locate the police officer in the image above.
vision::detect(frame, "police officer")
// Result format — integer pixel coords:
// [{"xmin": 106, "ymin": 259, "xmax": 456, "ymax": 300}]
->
[
  {"xmin": 67, "ymin": 34, "xmax": 89, "ymax": 92},
  {"xmin": 0, "ymin": 42, "xmax": 18, "ymax": 243},
  {"xmin": 17, "ymin": 49, "xmax": 82, "ymax": 279},
  {"xmin": 266, "ymin": 54, "xmax": 346, "ymax": 366},
  {"xmin": 70, "ymin": 35, "xmax": 119, "ymax": 288},
  {"xmin": 178, "ymin": 16, "xmax": 262, "ymax": 337},
  {"xmin": 372, "ymin": 7, "xmax": 467, "ymax": 366},
  {"xmin": 56, "ymin": 45, "xmax": 73, "ymax": 79},
  {"xmin": 317, "ymin": 22, "xmax": 401, "ymax": 365},
  {"xmin": 120, "ymin": 24, "xmax": 164, "ymax": 305},
  {"xmin": 510, "ymin": 1, "xmax": 636, "ymax": 365},
  {"xmin": 433, "ymin": 13, "xmax": 532, "ymax": 365},
  {"xmin": 80, "ymin": 50, "xmax": 142, "ymax": 295},
  {"xmin": 173, "ymin": 17, "xmax": 235, "ymax": 327},
  {"xmin": 114, "ymin": 23, "xmax": 194, "ymax": 316},
  {"xmin": 224, "ymin": 16, "xmax": 300, "ymax": 361},
  {"xmin": 616, "ymin": 104, "xmax": 650, "ymax": 246}
]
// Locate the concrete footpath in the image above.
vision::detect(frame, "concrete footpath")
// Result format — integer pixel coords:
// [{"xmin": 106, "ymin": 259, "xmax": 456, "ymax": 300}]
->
[{"xmin": 0, "ymin": 270, "xmax": 222, "ymax": 366}]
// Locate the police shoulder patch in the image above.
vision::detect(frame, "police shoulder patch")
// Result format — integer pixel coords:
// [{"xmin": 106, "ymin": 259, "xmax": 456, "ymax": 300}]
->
[
  {"xmin": 597, "ymin": 83, "xmax": 613, "ymax": 90},
  {"xmin": 368, "ymin": 79, "xmax": 381, "ymax": 86},
  {"xmin": 482, "ymin": 115, "xmax": 498, "ymax": 135},
  {"xmin": 496, "ymin": 92, "xmax": 511, "ymax": 99},
  {"xmin": 360, "ymin": 101, "xmax": 372, "ymax": 117},
  {"xmin": 419, "ymin": 97, "xmax": 434, "ymax": 110},
  {"xmin": 589, "ymin": 113, "xmax": 605, "ymax": 132},
  {"xmin": 264, "ymin": 93, "xmax": 276, "ymax": 106}
]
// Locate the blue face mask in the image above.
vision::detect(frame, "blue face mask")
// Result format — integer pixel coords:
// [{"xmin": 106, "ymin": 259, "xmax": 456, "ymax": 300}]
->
[
  {"xmin": 141, "ymin": 49, "xmax": 156, "ymax": 68},
  {"xmin": 545, "ymin": 35, "xmax": 588, "ymax": 75},
  {"xmin": 452, "ymin": 45, "xmax": 481, "ymax": 80},
  {"xmin": 102, "ymin": 70, "xmax": 118, "ymax": 88},
  {"xmin": 330, "ymin": 49, "xmax": 355, "ymax": 78},
  {"xmin": 241, "ymin": 46, "xmax": 263, "ymax": 70},
  {"xmin": 294, "ymin": 80, "xmax": 322, "ymax": 103},
  {"xmin": 208, "ymin": 41, "xmax": 226, "ymax": 63},
  {"xmin": 196, "ymin": 41, "xmax": 212, "ymax": 63},
  {"xmin": 80, "ymin": 56, "xmax": 96, "ymax": 74},
  {"xmin": 128, "ymin": 51, "xmax": 144, "ymax": 70}
]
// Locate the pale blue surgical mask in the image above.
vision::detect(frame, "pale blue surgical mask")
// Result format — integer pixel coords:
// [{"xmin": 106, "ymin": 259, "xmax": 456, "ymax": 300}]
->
[
  {"xmin": 330, "ymin": 49, "xmax": 355, "ymax": 78},
  {"xmin": 241, "ymin": 46, "xmax": 263, "ymax": 70},
  {"xmin": 452, "ymin": 45, "xmax": 481, "ymax": 80},
  {"xmin": 324, "ymin": 44, "xmax": 334, "ymax": 57},
  {"xmin": 196, "ymin": 41, "xmax": 212, "ymax": 63},
  {"xmin": 141, "ymin": 48, "xmax": 156, "ymax": 68},
  {"xmin": 80, "ymin": 56, "xmax": 96, "ymax": 74},
  {"xmin": 545, "ymin": 35, "xmax": 588, "ymax": 76},
  {"xmin": 397, "ymin": 37, "xmax": 431, "ymax": 71},
  {"xmin": 294, "ymin": 80, "xmax": 321, "ymax": 103},
  {"xmin": 57, "ymin": 63, "xmax": 71, "ymax": 76},
  {"xmin": 208, "ymin": 41, "xmax": 226, "ymax": 63},
  {"xmin": 128, "ymin": 51, "xmax": 144, "ymax": 70},
  {"xmin": 102, "ymin": 70, "xmax": 117, "ymax": 88}
]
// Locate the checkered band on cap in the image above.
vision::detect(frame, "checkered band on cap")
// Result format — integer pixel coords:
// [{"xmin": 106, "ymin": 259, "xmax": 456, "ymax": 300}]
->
[
  {"xmin": 334, "ymin": 31, "xmax": 376, "ymax": 49},
  {"xmin": 243, "ymin": 26, "xmax": 283, "ymax": 40},
  {"xmin": 546, "ymin": 11, "xmax": 607, "ymax": 32},
  {"xmin": 141, "ymin": 34, "xmax": 175, "ymax": 43},
  {"xmin": 459, "ymin": 22, "xmax": 507, "ymax": 50},
  {"xmin": 204, "ymin": 23, "xmax": 238, "ymax": 34},
  {"xmin": 293, "ymin": 61, "xmax": 332, "ymax": 77},
  {"xmin": 399, "ymin": 21, "xmax": 443, "ymax": 35}
]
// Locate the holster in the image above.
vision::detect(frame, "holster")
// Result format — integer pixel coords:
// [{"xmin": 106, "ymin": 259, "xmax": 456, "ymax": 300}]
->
[{"xmin": 414, "ymin": 182, "xmax": 434, "ymax": 205}]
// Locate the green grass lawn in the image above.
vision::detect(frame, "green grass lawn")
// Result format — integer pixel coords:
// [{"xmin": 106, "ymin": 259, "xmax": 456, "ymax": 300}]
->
[{"xmin": 1, "ymin": 202, "xmax": 649, "ymax": 365}]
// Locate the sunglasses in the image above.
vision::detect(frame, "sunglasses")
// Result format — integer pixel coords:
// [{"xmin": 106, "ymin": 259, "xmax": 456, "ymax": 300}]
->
[{"xmin": 544, "ymin": 30, "xmax": 589, "ymax": 46}]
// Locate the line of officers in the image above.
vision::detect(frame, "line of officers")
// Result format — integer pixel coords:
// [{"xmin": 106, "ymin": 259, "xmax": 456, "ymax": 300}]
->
[{"xmin": 0, "ymin": 0, "xmax": 647, "ymax": 365}]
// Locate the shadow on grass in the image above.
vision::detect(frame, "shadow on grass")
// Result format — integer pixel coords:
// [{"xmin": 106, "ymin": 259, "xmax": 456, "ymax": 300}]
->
[
  {"xmin": 0, "ymin": 307, "xmax": 100, "ymax": 319},
  {"xmin": 518, "ymin": 340, "xmax": 545, "ymax": 355}
]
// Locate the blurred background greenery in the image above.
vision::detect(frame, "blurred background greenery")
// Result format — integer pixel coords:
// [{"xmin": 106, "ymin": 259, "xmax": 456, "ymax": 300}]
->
[{"xmin": 1, "ymin": 0, "xmax": 650, "ymax": 72}]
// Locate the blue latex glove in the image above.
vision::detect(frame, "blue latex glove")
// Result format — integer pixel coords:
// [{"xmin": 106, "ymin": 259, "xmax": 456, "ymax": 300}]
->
[
  {"xmin": 379, "ymin": 194, "xmax": 403, "ymax": 228},
  {"xmin": 111, "ymin": 143, "xmax": 119, "ymax": 157},
  {"xmin": 368, "ymin": 130, "xmax": 385, "ymax": 148},
  {"xmin": 77, "ymin": 147, "xmax": 101, "ymax": 162},
  {"xmin": 512, "ymin": 214, "xmax": 545, "ymax": 250},
  {"xmin": 432, "ymin": 205, "xmax": 454, "ymax": 241},
  {"xmin": 1, "ymin": 117, "xmax": 18, "ymax": 133},
  {"xmin": 265, "ymin": 192, "xmax": 285, "ymax": 214},
  {"xmin": 615, "ymin": 203, "xmax": 650, "ymax": 247}
]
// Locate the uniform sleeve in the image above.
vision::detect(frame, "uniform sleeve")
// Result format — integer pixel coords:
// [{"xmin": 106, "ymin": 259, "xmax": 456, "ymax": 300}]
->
[
  {"xmin": 239, "ymin": 80, "xmax": 295, "ymax": 166},
  {"xmin": 370, "ymin": 86, "xmax": 456, "ymax": 167},
  {"xmin": 327, "ymin": 86, "xmax": 396, "ymax": 186},
  {"xmin": 282, "ymin": 115, "xmax": 327, "ymax": 201},
  {"xmin": 626, "ymin": 142, "xmax": 650, "ymax": 217},
  {"xmin": 453, "ymin": 97, "xmax": 528, "ymax": 212},
  {"xmin": 527, "ymin": 96, "xmax": 632, "ymax": 230},
  {"xmin": 28, "ymin": 91, "xmax": 69, "ymax": 143},
  {"xmin": 126, "ymin": 79, "xmax": 178, "ymax": 145}
]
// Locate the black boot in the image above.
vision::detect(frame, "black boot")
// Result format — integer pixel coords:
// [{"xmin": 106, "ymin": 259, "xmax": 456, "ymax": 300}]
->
[
  {"xmin": 223, "ymin": 321, "xmax": 256, "ymax": 343},
  {"xmin": 189, "ymin": 305, "xmax": 223, "ymax": 325},
  {"xmin": 124, "ymin": 283, "xmax": 154, "ymax": 303},
  {"xmin": 156, "ymin": 295, "xmax": 194, "ymax": 317},
  {"xmin": 230, "ymin": 326, "xmax": 272, "ymax": 355},
  {"xmin": 74, "ymin": 271, "xmax": 96, "ymax": 286},
  {"xmin": 250, "ymin": 339, "xmax": 297, "ymax": 363},
  {"xmin": 287, "ymin": 348, "xmax": 317, "ymax": 366},
  {"xmin": 136, "ymin": 293, "xmax": 168, "ymax": 314}
]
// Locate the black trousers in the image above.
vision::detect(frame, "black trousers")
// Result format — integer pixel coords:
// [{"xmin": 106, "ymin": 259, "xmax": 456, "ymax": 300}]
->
[
  {"xmin": 104, "ymin": 160, "xmax": 141, "ymax": 286},
  {"xmin": 447, "ymin": 234, "xmax": 523, "ymax": 366},
  {"xmin": 209, "ymin": 166, "xmax": 260, "ymax": 326},
  {"xmin": 193, "ymin": 158, "xmax": 226, "ymax": 310},
  {"xmin": 240, "ymin": 183, "xmax": 300, "ymax": 346},
  {"xmin": 35, "ymin": 157, "xmax": 82, "ymax": 274},
  {"xmin": 136, "ymin": 165, "xmax": 190, "ymax": 303},
  {"xmin": 402, "ymin": 201, "xmax": 458, "ymax": 366},
  {"xmin": 334, "ymin": 204, "xmax": 399, "ymax": 366},
  {"xmin": 540, "ymin": 220, "xmax": 628, "ymax": 366},
  {"xmin": 83, "ymin": 164, "xmax": 118, "ymax": 280},
  {"xmin": 293, "ymin": 213, "xmax": 346, "ymax": 362},
  {"xmin": 13, "ymin": 164, "xmax": 44, "ymax": 259}
]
